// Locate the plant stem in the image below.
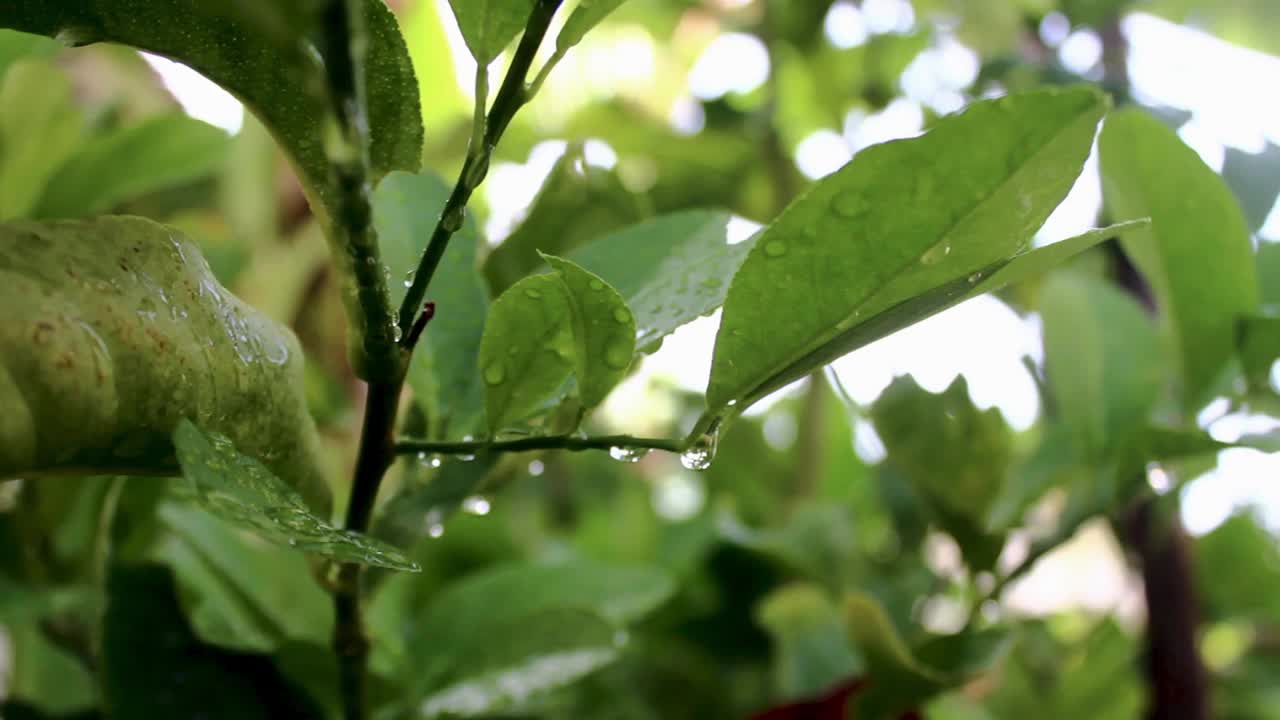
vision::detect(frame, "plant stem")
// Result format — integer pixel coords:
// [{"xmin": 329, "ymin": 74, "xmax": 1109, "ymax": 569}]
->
[
  {"xmin": 394, "ymin": 433, "xmax": 684, "ymax": 456},
  {"xmin": 398, "ymin": 0, "xmax": 565, "ymax": 333}
]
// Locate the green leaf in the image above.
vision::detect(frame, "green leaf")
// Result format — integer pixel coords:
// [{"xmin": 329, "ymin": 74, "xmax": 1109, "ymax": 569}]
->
[
  {"xmin": 543, "ymin": 254, "xmax": 636, "ymax": 408},
  {"xmin": 478, "ymin": 273, "xmax": 576, "ymax": 433},
  {"xmin": 1039, "ymin": 272, "xmax": 1166, "ymax": 459},
  {"xmin": 570, "ymin": 210, "xmax": 757, "ymax": 350},
  {"xmin": 0, "ymin": 28, "xmax": 57, "ymax": 79},
  {"xmin": 172, "ymin": 420, "xmax": 418, "ymax": 572},
  {"xmin": 1258, "ymin": 243, "xmax": 1280, "ymax": 307},
  {"xmin": 405, "ymin": 559, "xmax": 674, "ymax": 692},
  {"xmin": 154, "ymin": 503, "xmax": 333, "ymax": 653},
  {"xmin": 0, "ymin": 0, "xmax": 422, "ymax": 364},
  {"xmin": 756, "ymin": 583, "xmax": 863, "ymax": 700},
  {"xmin": 484, "ymin": 148, "xmax": 649, "ymax": 295},
  {"xmin": 447, "ymin": 0, "xmax": 536, "ymax": 65},
  {"xmin": 707, "ymin": 87, "xmax": 1108, "ymax": 412},
  {"xmin": 0, "ymin": 217, "xmax": 327, "ymax": 512},
  {"xmin": 1100, "ymin": 108, "xmax": 1260, "ymax": 411},
  {"xmin": 419, "ymin": 609, "xmax": 620, "ymax": 718},
  {"xmin": 845, "ymin": 592, "xmax": 1010, "ymax": 718},
  {"xmin": 0, "ymin": 60, "xmax": 82, "ymax": 220},
  {"xmin": 374, "ymin": 171, "xmax": 489, "ymax": 435},
  {"xmin": 103, "ymin": 564, "xmax": 323, "ymax": 719},
  {"xmin": 870, "ymin": 376, "xmax": 1010, "ymax": 570},
  {"xmin": 1196, "ymin": 512, "xmax": 1280, "ymax": 623},
  {"xmin": 556, "ymin": 0, "xmax": 628, "ymax": 52},
  {"xmin": 32, "ymin": 114, "xmax": 230, "ymax": 219},
  {"xmin": 1239, "ymin": 309, "xmax": 1280, "ymax": 395},
  {"xmin": 373, "ymin": 453, "xmax": 500, "ymax": 547}
]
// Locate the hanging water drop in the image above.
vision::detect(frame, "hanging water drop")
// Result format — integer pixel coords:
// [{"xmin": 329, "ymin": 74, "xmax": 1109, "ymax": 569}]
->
[
  {"xmin": 679, "ymin": 429, "xmax": 719, "ymax": 471},
  {"xmin": 403, "ymin": 270, "xmax": 415, "ymax": 288},
  {"xmin": 425, "ymin": 509, "xmax": 445, "ymax": 538},
  {"xmin": 462, "ymin": 496, "xmax": 492, "ymax": 515},
  {"xmin": 609, "ymin": 446, "xmax": 649, "ymax": 463},
  {"xmin": 427, "ymin": 523, "xmax": 445, "ymax": 538}
]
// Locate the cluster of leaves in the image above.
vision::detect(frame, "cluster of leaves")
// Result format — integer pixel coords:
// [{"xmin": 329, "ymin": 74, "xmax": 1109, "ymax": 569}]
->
[{"xmin": 2, "ymin": 0, "xmax": 1280, "ymax": 719}]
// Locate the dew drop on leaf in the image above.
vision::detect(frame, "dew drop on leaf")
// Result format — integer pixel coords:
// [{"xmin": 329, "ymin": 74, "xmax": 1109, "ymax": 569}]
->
[
  {"xmin": 462, "ymin": 496, "xmax": 492, "ymax": 515},
  {"xmin": 609, "ymin": 446, "xmax": 649, "ymax": 463},
  {"xmin": 764, "ymin": 241, "xmax": 787, "ymax": 258},
  {"xmin": 524, "ymin": 288, "xmax": 543, "ymax": 299},
  {"xmin": 613, "ymin": 307, "xmax": 631, "ymax": 324},
  {"xmin": 832, "ymin": 191, "xmax": 869, "ymax": 219},
  {"xmin": 604, "ymin": 342, "xmax": 631, "ymax": 369},
  {"xmin": 484, "ymin": 361, "xmax": 506, "ymax": 385},
  {"xmin": 588, "ymin": 279, "xmax": 605, "ymax": 291},
  {"xmin": 921, "ymin": 244, "xmax": 951, "ymax": 265}
]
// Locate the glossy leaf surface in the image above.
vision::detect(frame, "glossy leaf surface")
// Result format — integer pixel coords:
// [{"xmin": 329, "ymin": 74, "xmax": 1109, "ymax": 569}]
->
[
  {"xmin": 0, "ymin": 218, "xmax": 327, "ymax": 511},
  {"xmin": 543, "ymin": 254, "xmax": 636, "ymax": 408},
  {"xmin": 708, "ymin": 87, "xmax": 1108, "ymax": 412}
]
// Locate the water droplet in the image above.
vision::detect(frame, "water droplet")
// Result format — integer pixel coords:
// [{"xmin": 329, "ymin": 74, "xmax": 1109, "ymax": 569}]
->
[
  {"xmin": 832, "ymin": 192, "xmax": 868, "ymax": 219},
  {"xmin": 967, "ymin": 272, "xmax": 982, "ymax": 284},
  {"xmin": 484, "ymin": 361, "xmax": 506, "ymax": 385},
  {"xmin": 613, "ymin": 307, "xmax": 631, "ymax": 324},
  {"xmin": 427, "ymin": 523, "xmax": 445, "ymax": 538},
  {"xmin": 613, "ymin": 629, "xmax": 630, "ymax": 647},
  {"xmin": 604, "ymin": 342, "xmax": 631, "ymax": 369},
  {"xmin": 921, "ymin": 244, "xmax": 951, "ymax": 265},
  {"xmin": 764, "ymin": 241, "xmax": 787, "ymax": 258},
  {"xmin": 391, "ymin": 321, "xmax": 403, "ymax": 343},
  {"xmin": 679, "ymin": 429, "xmax": 719, "ymax": 471},
  {"xmin": 462, "ymin": 496, "xmax": 491, "ymax": 515},
  {"xmin": 403, "ymin": 270, "xmax": 415, "ymax": 288},
  {"xmin": 287, "ymin": 538, "xmax": 298, "ymax": 547},
  {"xmin": 441, "ymin": 208, "xmax": 464, "ymax": 233},
  {"xmin": 609, "ymin": 446, "xmax": 649, "ymax": 463},
  {"xmin": 524, "ymin": 288, "xmax": 543, "ymax": 299},
  {"xmin": 589, "ymin": 279, "xmax": 605, "ymax": 291},
  {"xmin": 364, "ymin": 256, "xmax": 377, "ymax": 266}
]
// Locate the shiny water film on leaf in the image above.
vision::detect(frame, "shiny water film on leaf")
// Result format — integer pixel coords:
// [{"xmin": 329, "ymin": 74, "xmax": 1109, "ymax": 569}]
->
[
  {"xmin": 173, "ymin": 420, "xmax": 418, "ymax": 572},
  {"xmin": 707, "ymin": 87, "xmax": 1108, "ymax": 413},
  {"xmin": 0, "ymin": 217, "xmax": 328, "ymax": 511}
]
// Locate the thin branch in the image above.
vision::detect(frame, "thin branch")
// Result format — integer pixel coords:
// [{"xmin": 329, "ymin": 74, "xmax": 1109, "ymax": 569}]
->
[
  {"xmin": 398, "ymin": 0, "xmax": 565, "ymax": 334},
  {"xmin": 394, "ymin": 434, "xmax": 684, "ymax": 456}
]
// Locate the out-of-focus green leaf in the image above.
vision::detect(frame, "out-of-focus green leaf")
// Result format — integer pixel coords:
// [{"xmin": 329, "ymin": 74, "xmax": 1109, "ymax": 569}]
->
[
  {"xmin": 420, "ymin": 609, "xmax": 620, "ymax": 718},
  {"xmin": 1040, "ymin": 273, "xmax": 1166, "ymax": 458},
  {"xmin": 103, "ymin": 564, "xmax": 322, "ymax": 719},
  {"xmin": 708, "ymin": 88, "xmax": 1108, "ymax": 413},
  {"xmin": 404, "ymin": 559, "xmax": 675, "ymax": 693},
  {"xmin": 718, "ymin": 502, "xmax": 859, "ymax": 589},
  {"xmin": 1239, "ymin": 310, "xmax": 1280, "ymax": 395},
  {"xmin": 844, "ymin": 592, "xmax": 1010, "ymax": 717},
  {"xmin": 154, "ymin": 502, "xmax": 332, "ymax": 653},
  {"xmin": 756, "ymin": 583, "xmax": 863, "ymax": 700},
  {"xmin": 1223, "ymin": 143, "xmax": 1280, "ymax": 234},
  {"xmin": 219, "ymin": 114, "xmax": 278, "ymax": 247},
  {"xmin": 5, "ymin": 625, "xmax": 97, "ymax": 715},
  {"xmin": 33, "ymin": 115, "xmax": 230, "ymax": 218},
  {"xmin": 374, "ymin": 170, "xmax": 490, "ymax": 435},
  {"xmin": 1147, "ymin": 0, "xmax": 1280, "ymax": 55},
  {"xmin": 1100, "ymin": 108, "xmax": 1259, "ymax": 411},
  {"xmin": 484, "ymin": 148, "xmax": 649, "ymax": 295},
  {"xmin": 543, "ymin": 254, "xmax": 635, "ymax": 408},
  {"xmin": 0, "ymin": 0, "xmax": 422, "ymax": 368},
  {"xmin": 0, "ymin": 218, "xmax": 327, "ymax": 511},
  {"xmin": 446, "ymin": 0, "xmax": 535, "ymax": 65},
  {"xmin": 0, "ymin": 60, "xmax": 82, "ymax": 220},
  {"xmin": 477, "ymin": 273, "xmax": 576, "ymax": 433},
  {"xmin": 570, "ymin": 211, "xmax": 756, "ymax": 351},
  {"xmin": 556, "ymin": 0, "xmax": 629, "ymax": 52},
  {"xmin": 0, "ymin": 28, "xmax": 57, "ymax": 78},
  {"xmin": 402, "ymin": 0, "xmax": 468, "ymax": 130},
  {"xmin": 1196, "ymin": 512, "xmax": 1280, "ymax": 623},
  {"xmin": 373, "ymin": 453, "xmax": 500, "ymax": 547},
  {"xmin": 1258, "ymin": 243, "xmax": 1280, "ymax": 306},
  {"xmin": 870, "ymin": 376, "xmax": 1010, "ymax": 569},
  {"xmin": 172, "ymin": 420, "xmax": 419, "ymax": 572}
]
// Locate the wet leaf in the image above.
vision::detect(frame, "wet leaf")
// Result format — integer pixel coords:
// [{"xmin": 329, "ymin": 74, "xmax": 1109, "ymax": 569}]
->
[
  {"xmin": 756, "ymin": 583, "xmax": 863, "ymax": 701},
  {"xmin": 173, "ymin": 420, "xmax": 418, "ymax": 572},
  {"xmin": 0, "ymin": 217, "xmax": 328, "ymax": 512},
  {"xmin": 708, "ymin": 87, "xmax": 1109, "ymax": 412},
  {"xmin": 543, "ymin": 254, "xmax": 636, "ymax": 408},
  {"xmin": 570, "ymin": 210, "xmax": 757, "ymax": 351},
  {"xmin": 478, "ymin": 273, "xmax": 576, "ymax": 433},
  {"xmin": 1100, "ymin": 108, "xmax": 1259, "ymax": 411}
]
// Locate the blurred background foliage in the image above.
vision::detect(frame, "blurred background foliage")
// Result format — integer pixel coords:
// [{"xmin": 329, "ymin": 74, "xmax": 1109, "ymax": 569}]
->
[{"xmin": 2, "ymin": 0, "xmax": 1280, "ymax": 718}]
